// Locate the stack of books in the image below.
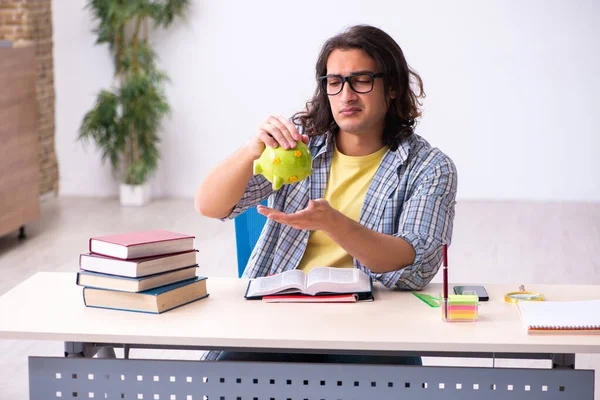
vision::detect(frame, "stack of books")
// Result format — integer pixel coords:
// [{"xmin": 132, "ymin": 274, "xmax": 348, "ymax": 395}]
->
[{"xmin": 77, "ymin": 230, "xmax": 208, "ymax": 314}]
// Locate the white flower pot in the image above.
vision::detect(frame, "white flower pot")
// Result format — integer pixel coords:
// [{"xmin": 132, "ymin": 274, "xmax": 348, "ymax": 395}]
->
[{"xmin": 119, "ymin": 183, "xmax": 151, "ymax": 206}]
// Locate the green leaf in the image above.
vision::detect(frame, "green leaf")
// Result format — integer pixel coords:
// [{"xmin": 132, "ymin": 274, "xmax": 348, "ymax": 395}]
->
[
  {"xmin": 118, "ymin": 71, "xmax": 170, "ymax": 184},
  {"xmin": 151, "ymin": 0, "xmax": 191, "ymax": 27},
  {"xmin": 78, "ymin": 89, "xmax": 126, "ymax": 172},
  {"xmin": 119, "ymin": 41, "xmax": 160, "ymax": 74}
]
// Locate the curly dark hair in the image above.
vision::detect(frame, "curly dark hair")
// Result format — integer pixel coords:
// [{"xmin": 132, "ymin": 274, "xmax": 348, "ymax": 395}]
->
[{"xmin": 292, "ymin": 25, "xmax": 425, "ymax": 151}]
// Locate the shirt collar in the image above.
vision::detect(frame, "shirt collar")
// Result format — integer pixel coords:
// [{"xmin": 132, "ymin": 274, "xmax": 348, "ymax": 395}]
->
[
  {"xmin": 391, "ymin": 134, "xmax": 412, "ymax": 166},
  {"xmin": 312, "ymin": 131, "xmax": 412, "ymax": 167}
]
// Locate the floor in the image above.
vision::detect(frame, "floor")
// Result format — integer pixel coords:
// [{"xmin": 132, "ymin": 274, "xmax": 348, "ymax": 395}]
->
[{"xmin": 1, "ymin": 196, "xmax": 599, "ymax": 399}]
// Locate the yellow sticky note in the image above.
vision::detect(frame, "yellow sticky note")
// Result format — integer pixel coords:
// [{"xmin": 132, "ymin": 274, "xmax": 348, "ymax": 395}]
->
[{"xmin": 448, "ymin": 294, "xmax": 478, "ymax": 303}]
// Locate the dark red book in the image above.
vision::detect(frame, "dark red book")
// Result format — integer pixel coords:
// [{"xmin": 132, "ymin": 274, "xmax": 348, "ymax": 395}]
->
[{"xmin": 89, "ymin": 230, "xmax": 195, "ymax": 260}]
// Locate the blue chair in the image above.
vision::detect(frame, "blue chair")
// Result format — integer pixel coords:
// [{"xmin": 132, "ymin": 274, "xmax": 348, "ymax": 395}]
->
[{"xmin": 234, "ymin": 200, "xmax": 268, "ymax": 277}]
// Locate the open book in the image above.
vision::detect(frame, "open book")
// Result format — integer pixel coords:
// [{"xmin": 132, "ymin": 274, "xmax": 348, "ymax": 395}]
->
[
  {"xmin": 517, "ymin": 299, "xmax": 600, "ymax": 335},
  {"xmin": 245, "ymin": 267, "xmax": 373, "ymax": 300}
]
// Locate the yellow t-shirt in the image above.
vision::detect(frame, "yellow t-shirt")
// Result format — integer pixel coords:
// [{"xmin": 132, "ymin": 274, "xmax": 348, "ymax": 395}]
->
[{"xmin": 297, "ymin": 144, "xmax": 389, "ymax": 273}]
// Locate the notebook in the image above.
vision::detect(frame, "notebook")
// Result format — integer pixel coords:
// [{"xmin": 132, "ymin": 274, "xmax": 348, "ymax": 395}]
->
[{"xmin": 517, "ymin": 299, "xmax": 600, "ymax": 335}]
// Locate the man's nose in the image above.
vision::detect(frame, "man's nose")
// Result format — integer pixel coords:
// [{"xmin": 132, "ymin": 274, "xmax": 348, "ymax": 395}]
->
[{"xmin": 340, "ymin": 81, "xmax": 358, "ymax": 102}]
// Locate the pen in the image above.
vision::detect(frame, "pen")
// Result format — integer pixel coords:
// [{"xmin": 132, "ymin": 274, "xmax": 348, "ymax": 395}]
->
[{"xmin": 442, "ymin": 243, "xmax": 448, "ymax": 319}]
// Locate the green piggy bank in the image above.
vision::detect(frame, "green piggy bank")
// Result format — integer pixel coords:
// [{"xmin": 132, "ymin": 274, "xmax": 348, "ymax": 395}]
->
[{"xmin": 253, "ymin": 141, "xmax": 313, "ymax": 190}]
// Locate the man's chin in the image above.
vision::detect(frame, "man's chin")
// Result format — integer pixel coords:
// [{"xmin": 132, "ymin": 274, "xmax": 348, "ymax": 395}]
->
[{"xmin": 337, "ymin": 123, "xmax": 366, "ymax": 135}]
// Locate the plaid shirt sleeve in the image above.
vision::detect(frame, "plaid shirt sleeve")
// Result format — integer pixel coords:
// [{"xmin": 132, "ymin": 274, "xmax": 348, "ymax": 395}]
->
[
  {"xmin": 376, "ymin": 156, "xmax": 458, "ymax": 290},
  {"xmin": 220, "ymin": 174, "xmax": 274, "ymax": 221},
  {"xmin": 221, "ymin": 119, "xmax": 304, "ymax": 221}
]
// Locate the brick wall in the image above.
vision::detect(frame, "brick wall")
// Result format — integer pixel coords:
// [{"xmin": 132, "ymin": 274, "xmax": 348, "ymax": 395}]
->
[{"xmin": 0, "ymin": 0, "xmax": 58, "ymax": 196}]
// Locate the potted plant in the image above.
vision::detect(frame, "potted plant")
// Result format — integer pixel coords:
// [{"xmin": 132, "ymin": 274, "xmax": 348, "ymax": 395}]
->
[{"xmin": 78, "ymin": 0, "xmax": 189, "ymax": 206}]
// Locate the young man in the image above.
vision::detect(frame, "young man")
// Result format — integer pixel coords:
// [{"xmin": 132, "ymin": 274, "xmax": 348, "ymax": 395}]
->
[{"xmin": 195, "ymin": 25, "xmax": 457, "ymax": 363}]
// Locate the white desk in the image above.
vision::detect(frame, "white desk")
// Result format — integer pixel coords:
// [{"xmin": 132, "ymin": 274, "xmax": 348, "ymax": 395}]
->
[{"xmin": 1, "ymin": 272, "xmax": 598, "ymax": 400}]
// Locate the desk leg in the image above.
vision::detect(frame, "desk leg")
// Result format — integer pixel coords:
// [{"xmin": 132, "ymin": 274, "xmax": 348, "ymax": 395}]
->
[
  {"xmin": 64, "ymin": 342, "xmax": 116, "ymax": 359},
  {"xmin": 552, "ymin": 353, "xmax": 576, "ymax": 369},
  {"xmin": 64, "ymin": 342, "xmax": 92, "ymax": 358}
]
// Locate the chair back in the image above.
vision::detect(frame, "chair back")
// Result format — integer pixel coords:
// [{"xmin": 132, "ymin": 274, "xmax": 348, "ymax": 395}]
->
[{"xmin": 233, "ymin": 200, "xmax": 268, "ymax": 277}]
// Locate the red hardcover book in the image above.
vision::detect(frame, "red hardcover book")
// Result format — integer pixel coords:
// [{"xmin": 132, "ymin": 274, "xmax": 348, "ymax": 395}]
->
[
  {"xmin": 261, "ymin": 294, "xmax": 360, "ymax": 303},
  {"xmin": 89, "ymin": 230, "xmax": 195, "ymax": 260}
]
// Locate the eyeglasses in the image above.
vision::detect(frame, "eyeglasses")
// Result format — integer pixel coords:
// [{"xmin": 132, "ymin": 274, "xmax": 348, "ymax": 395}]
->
[{"xmin": 318, "ymin": 72, "xmax": 384, "ymax": 96}]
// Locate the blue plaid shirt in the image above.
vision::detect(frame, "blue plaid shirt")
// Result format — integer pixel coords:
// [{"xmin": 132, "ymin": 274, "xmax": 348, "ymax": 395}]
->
[
  {"xmin": 202, "ymin": 131, "xmax": 457, "ymax": 361},
  {"xmin": 228, "ymin": 131, "xmax": 457, "ymax": 290}
]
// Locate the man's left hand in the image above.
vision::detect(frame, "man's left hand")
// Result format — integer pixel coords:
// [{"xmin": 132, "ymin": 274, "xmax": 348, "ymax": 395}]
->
[{"xmin": 257, "ymin": 199, "xmax": 338, "ymax": 232}]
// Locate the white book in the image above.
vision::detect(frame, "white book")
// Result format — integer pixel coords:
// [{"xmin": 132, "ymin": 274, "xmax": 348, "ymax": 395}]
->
[
  {"xmin": 245, "ymin": 267, "xmax": 373, "ymax": 299},
  {"xmin": 79, "ymin": 250, "xmax": 197, "ymax": 278},
  {"xmin": 76, "ymin": 266, "xmax": 198, "ymax": 293}
]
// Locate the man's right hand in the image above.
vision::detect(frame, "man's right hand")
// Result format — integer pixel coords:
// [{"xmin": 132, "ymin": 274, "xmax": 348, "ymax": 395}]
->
[{"xmin": 246, "ymin": 115, "xmax": 310, "ymax": 160}]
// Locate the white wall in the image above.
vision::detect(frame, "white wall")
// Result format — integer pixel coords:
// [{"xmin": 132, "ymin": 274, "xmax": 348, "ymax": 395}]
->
[{"xmin": 53, "ymin": 0, "xmax": 600, "ymax": 201}]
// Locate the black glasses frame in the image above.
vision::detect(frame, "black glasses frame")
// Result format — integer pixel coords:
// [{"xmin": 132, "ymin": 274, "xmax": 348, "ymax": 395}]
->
[{"xmin": 318, "ymin": 72, "xmax": 385, "ymax": 96}]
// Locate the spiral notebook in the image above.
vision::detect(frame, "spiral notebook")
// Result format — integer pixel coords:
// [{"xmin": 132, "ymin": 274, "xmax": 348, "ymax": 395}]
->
[{"xmin": 517, "ymin": 299, "xmax": 600, "ymax": 335}]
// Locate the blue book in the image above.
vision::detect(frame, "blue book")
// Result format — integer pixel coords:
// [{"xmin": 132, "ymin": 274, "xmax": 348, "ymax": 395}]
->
[
  {"xmin": 83, "ymin": 276, "xmax": 209, "ymax": 314},
  {"xmin": 76, "ymin": 265, "xmax": 198, "ymax": 293}
]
